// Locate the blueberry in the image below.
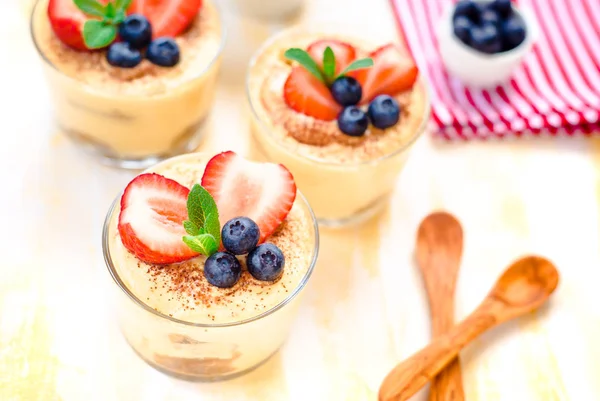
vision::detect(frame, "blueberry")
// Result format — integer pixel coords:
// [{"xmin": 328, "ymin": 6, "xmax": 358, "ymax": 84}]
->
[
  {"xmin": 368, "ymin": 95, "xmax": 401, "ymax": 129},
  {"xmin": 146, "ymin": 37, "xmax": 180, "ymax": 67},
  {"xmin": 470, "ymin": 24, "xmax": 502, "ymax": 54},
  {"xmin": 330, "ymin": 76, "xmax": 362, "ymax": 106},
  {"xmin": 204, "ymin": 252, "xmax": 241, "ymax": 288},
  {"xmin": 247, "ymin": 243, "xmax": 285, "ymax": 282},
  {"xmin": 453, "ymin": 16, "xmax": 473, "ymax": 45},
  {"xmin": 119, "ymin": 14, "xmax": 152, "ymax": 49},
  {"xmin": 337, "ymin": 106, "xmax": 369, "ymax": 136},
  {"xmin": 221, "ymin": 217, "xmax": 260, "ymax": 255},
  {"xmin": 501, "ymin": 14, "xmax": 527, "ymax": 51},
  {"xmin": 489, "ymin": 0, "xmax": 513, "ymax": 18},
  {"xmin": 480, "ymin": 9, "xmax": 500, "ymax": 28},
  {"xmin": 453, "ymin": 0, "xmax": 481, "ymax": 23},
  {"xmin": 106, "ymin": 42, "xmax": 142, "ymax": 68}
]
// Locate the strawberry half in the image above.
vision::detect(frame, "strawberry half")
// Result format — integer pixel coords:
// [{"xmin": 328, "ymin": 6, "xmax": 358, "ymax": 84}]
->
[
  {"xmin": 351, "ymin": 44, "xmax": 419, "ymax": 103},
  {"xmin": 118, "ymin": 173, "xmax": 198, "ymax": 265},
  {"xmin": 283, "ymin": 67, "xmax": 342, "ymax": 120},
  {"xmin": 128, "ymin": 0, "xmax": 203, "ymax": 39},
  {"xmin": 47, "ymin": 0, "xmax": 107, "ymax": 50},
  {"xmin": 307, "ymin": 39, "xmax": 357, "ymax": 74},
  {"xmin": 201, "ymin": 152, "xmax": 297, "ymax": 243}
]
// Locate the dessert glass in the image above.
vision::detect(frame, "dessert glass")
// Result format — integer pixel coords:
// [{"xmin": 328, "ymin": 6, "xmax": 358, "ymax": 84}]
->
[
  {"xmin": 30, "ymin": 0, "xmax": 225, "ymax": 169},
  {"xmin": 246, "ymin": 27, "xmax": 431, "ymax": 227},
  {"xmin": 102, "ymin": 153, "xmax": 319, "ymax": 381}
]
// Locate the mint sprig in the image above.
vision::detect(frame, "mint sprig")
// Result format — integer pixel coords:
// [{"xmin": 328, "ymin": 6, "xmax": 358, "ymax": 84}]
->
[
  {"xmin": 182, "ymin": 184, "xmax": 221, "ymax": 257},
  {"xmin": 73, "ymin": 0, "xmax": 132, "ymax": 49},
  {"xmin": 284, "ymin": 46, "xmax": 374, "ymax": 86}
]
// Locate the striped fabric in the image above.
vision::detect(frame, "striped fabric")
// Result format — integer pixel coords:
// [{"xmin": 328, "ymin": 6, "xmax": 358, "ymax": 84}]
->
[{"xmin": 390, "ymin": 0, "xmax": 600, "ymax": 139}]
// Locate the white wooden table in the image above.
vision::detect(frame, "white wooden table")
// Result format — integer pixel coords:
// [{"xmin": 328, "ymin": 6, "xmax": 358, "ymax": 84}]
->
[{"xmin": 2, "ymin": 0, "xmax": 600, "ymax": 400}]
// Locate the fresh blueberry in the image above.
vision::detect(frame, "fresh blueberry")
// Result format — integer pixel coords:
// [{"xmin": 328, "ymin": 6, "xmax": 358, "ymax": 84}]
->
[
  {"xmin": 146, "ymin": 37, "xmax": 180, "ymax": 67},
  {"xmin": 247, "ymin": 243, "xmax": 285, "ymax": 282},
  {"xmin": 368, "ymin": 95, "xmax": 401, "ymax": 129},
  {"xmin": 500, "ymin": 14, "xmax": 527, "ymax": 51},
  {"xmin": 221, "ymin": 217, "xmax": 260, "ymax": 255},
  {"xmin": 330, "ymin": 76, "xmax": 362, "ymax": 106},
  {"xmin": 453, "ymin": 0, "xmax": 481, "ymax": 23},
  {"xmin": 204, "ymin": 252, "xmax": 241, "ymax": 288},
  {"xmin": 470, "ymin": 24, "xmax": 502, "ymax": 54},
  {"xmin": 453, "ymin": 16, "xmax": 473, "ymax": 45},
  {"xmin": 119, "ymin": 14, "xmax": 152, "ymax": 49},
  {"xmin": 489, "ymin": 0, "xmax": 513, "ymax": 18},
  {"xmin": 480, "ymin": 9, "xmax": 501, "ymax": 28},
  {"xmin": 337, "ymin": 106, "xmax": 369, "ymax": 136},
  {"xmin": 106, "ymin": 42, "xmax": 142, "ymax": 68}
]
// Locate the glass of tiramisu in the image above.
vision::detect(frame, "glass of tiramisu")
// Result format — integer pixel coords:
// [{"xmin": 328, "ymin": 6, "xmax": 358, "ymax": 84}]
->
[
  {"xmin": 103, "ymin": 151, "xmax": 319, "ymax": 380},
  {"xmin": 246, "ymin": 27, "xmax": 430, "ymax": 226},
  {"xmin": 31, "ymin": 0, "xmax": 225, "ymax": 169}
]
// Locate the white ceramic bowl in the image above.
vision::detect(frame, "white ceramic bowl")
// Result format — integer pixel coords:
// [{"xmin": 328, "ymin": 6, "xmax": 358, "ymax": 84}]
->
[{"xmin": 438, "ymin": 0, "xmax": 539, "ymax": 88}]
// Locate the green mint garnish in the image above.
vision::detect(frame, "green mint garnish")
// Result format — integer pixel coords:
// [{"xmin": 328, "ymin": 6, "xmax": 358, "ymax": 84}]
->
[
  {"xmin": 284, "ymin": 48, "xmax": 325, "ymax": 83},
  {"xmin": 182, "ymin": 184, "xmax": 221, "ymax": 257},
  {"xmin": 339, "ymin": 58, "xmax": 375, "ymax": 76},
  {"xmin": 322, "ymin": 46, "xmax": 336, "ymax": 82},
  {"xmin": 284, "ymin": 45, "xmax": 374, "ymax": 86},
  {"xmin": 73, "ymin": 0, "xmax": 132, "ymax": 49}
]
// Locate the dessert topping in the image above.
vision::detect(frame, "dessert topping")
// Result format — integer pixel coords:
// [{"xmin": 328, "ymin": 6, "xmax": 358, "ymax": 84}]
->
[
  {"xmin": 128, "ymin": 0, "xmax": 203, "ymax": 39},
  {"xmin": 330, "ymin": 76, "xmax": 362, "ymax": 107},
  {"xmin": 221, "ymin": 217, "xmax": 260, "ymax": 256},
  {"xmin": 350, "ymin": 44, "xmax": 418, "ymax": 104},
  {"xmin": 106, "ymin": 41, "xmax": 142, "ymax": 68},
  {"xmin": 247, "ymin": 243, "xmax": 285, "ymax": 282},
  {"xmin": 146, "ymin": 37, "xmax": 181, "ymax": 67},
  {"xmin": 201, "ymin": 151, "xmax": 297, "ymax": 244},
  {"xmin": 337, "ymin": 106, "xmax": 369, "ymax": 137},
  {"xmin": 117, "ymin": 173, "xmax": 199, "ymax": 264},
  {"xmin": 72, "ymin": 0, "xmax": 133, "ymax": 49},
  {"xmin": 181, "ymin": 183, "xmax": 222, "ymax": 257},
  {"xmin": 47, "ymin": 0, "xmax": 104, "ymax": 50},
  {"xmin": 306, "ymin": 39, "xmax": 356, "ymax": 75},
  {"xmin": 204, "ymin": 252, "xmax": 242, "ymax": 288},
  {"xmin": 368, "ymin": 95, "xmax": 401, "ymax": 129},
  {"xmin": 118, "ymin": 13, "xmax": 152, "ymax": 49}
]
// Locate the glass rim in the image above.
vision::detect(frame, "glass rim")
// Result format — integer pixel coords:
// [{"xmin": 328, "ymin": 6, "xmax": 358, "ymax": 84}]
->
[
  {"xmin": 29, "ymin": 0, "xmax": 227, "ymax": 99},
  {"xmin": 102, "ymin": 153, "xmax": 320, "ymax": 328},
  {"xmin": 244, "ymin": 24, "xmax": 432, "ymax": 168}
]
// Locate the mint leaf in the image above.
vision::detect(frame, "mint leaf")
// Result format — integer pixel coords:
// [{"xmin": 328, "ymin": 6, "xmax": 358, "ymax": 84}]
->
[
  {"xmin": 323, "ymin": 46, "xmax": 336, "ymax": 82},
  {"xmin": 73, "ymin": 0, "xmax": 106, "ymax": 17},
  {"xmin": 338, "ymin": 58, "xmax": 374, "ymax": 76},
  {"xmin": 186, "ymin": 185, "xmax": 220, "ymax": 235},
  {"xmin": 82, "ymin": 20, "xmax": 117, "ymax": 49},
  {"xmin": 115, "ymin": 0, "xmax": 133, "ymax": 11},
  {"xmin": 104, "ymin": 2, "xmax": 116, "ymax": 19},
  {"xmin": 204, "ymin": 212, "xmax": 221, "ymax": 244},
  {"xmin": 284, "ymin": 48, "xmax": 324, "ymax": 83},
  {"xmin": 183, "ymin": 220, "xmax": 201, "ymax": 236},
  {"xmin": 183, "ymin": 234, "xmax": 218, "ymax": 256},
  {"xmin": 113, "ymin": 9, "xmax": 126, "ymax": 24}
]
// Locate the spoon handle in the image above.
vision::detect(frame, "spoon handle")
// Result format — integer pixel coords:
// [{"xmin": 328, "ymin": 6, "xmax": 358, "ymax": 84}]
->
[{"xmin": 379, "ymin": 300, "xmax": 499, "ymax": 401}]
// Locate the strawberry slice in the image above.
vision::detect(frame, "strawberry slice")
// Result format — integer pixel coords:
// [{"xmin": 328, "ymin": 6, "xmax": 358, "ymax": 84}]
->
[
  {"xmin": 118, "ymin": 173, "xmax": 198, "ymax": 265},
  {"xmin": 47, "ymin": 0, "xmax": 108, "ymax": 50},
  {"xmin": 128, "ymin": 0, "xmax": 203, "ymax": 38},
  {"xmin": 283, "ymin": 66, "xmax": 342, "ymax": 120},
  {"xmin": 351, "ymin": 44, "xmax": 419, "ymax": 103},
  {"xmin": 201, "ymin": 152, "xmax": 297, "ymax": 243},
  {"xmin": 307, "ymin": 39, "xmax": 357, "ymax": 74}
]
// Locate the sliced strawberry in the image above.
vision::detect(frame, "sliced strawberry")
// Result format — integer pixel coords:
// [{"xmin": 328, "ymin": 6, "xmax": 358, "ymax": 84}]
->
[
  {"xmin": 128, "ymin": 0, "xmax": 203, "ymax": 38},
  {"xmin": 351, "ymin": 44, "xmax": 419, "ymax": 103},
  {"xmin": 118, "ymin": 173, "xmax": 198, "ymax": 264},
  {"xmin": 47, "ymin": 0, "xmax": 108, "ymax": 50},
  {"xmin": 307, "ymin": 39, "xmax": 356, "ymax": 74},
  {"xmin": 201, "ymin": 152, "xmax": 297, "ymax": 243},
  {"xmin": 283, "ymin": 67, "xmax": 342, "ymax": 120}
]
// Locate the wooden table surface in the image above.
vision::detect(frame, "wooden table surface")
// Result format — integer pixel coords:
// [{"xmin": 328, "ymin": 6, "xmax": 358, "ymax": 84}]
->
[{"xmin": 2, "ymin": 0, "xmax": 600, "ymax": 400}]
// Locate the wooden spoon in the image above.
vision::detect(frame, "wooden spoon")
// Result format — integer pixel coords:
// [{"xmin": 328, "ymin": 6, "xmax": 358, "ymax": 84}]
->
[
  {"xmin": 416, "ymin": 212, "xmax": 465, "ymax": 401},
  {"xmin": 379, "ymin": 255, "xmax": 559, "ymax": 401}
]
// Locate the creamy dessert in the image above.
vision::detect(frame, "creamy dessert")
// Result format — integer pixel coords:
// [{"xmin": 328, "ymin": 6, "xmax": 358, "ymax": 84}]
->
[
  {"xmin": 103, "ymin": 151, "xmax": 318, "ymax": 380},
  {"xmin": 31, "ymin": 0, "xmax": 224, "ymax": 168},
  {"xmin": 247, "ymin": 28, "xmax": 430, "ymax": 225}
]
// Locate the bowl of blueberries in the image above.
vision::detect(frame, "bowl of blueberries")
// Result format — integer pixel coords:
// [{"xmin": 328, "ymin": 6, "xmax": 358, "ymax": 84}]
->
[{"xmin": 438, "ymin": 0, "xmax": 538, "ymax": 87}]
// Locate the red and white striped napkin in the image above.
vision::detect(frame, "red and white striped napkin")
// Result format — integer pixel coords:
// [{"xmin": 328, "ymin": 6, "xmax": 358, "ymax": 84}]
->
[{"xmin": 390, "ymin": 0, "xmax": 600, "ymax": 140}]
